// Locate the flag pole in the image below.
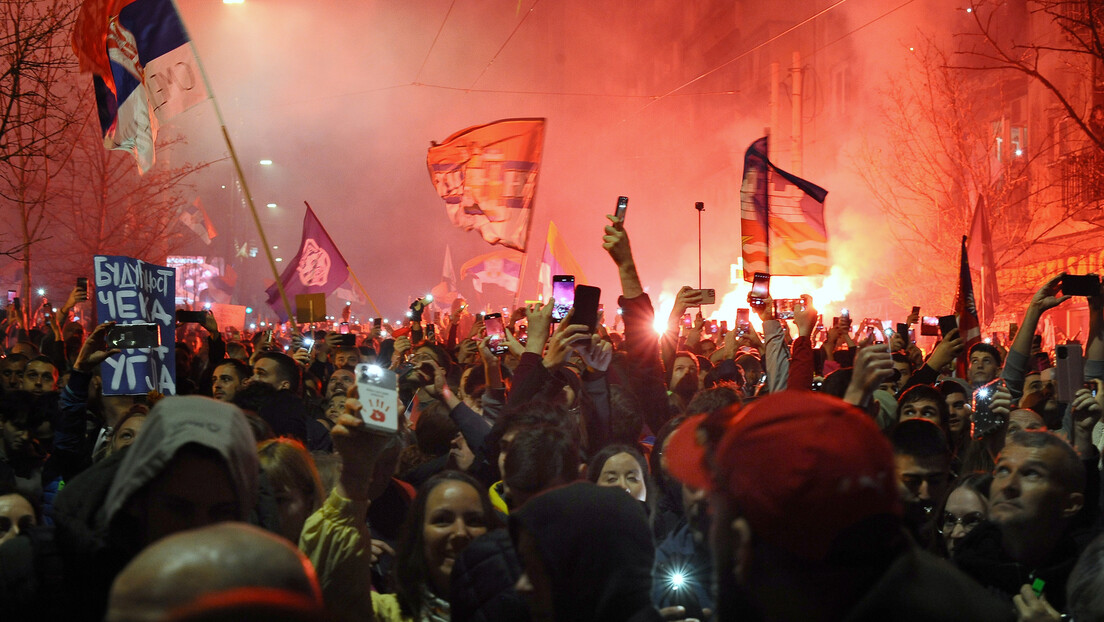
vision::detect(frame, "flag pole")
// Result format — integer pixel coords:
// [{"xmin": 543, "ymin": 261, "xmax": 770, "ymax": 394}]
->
[
  {"xmin": 345, "ymin": 268, "xmax": 382, "ymax": 318},
  {"xmin": 764, "ymin": 128, "xmax": 771, "ymax": 276},
  {"xmin": 170, "ymin": 1, "xmax": 296, "ymax": 327},
  {"xmin": 303, "ymin": 202, "xmax": 382, "ymax": 318}
]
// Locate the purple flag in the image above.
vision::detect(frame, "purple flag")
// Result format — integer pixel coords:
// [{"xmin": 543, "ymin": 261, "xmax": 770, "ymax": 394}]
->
[{"xmin": 266, "ymin": 205, "xmax": 350, "ymax": 320}]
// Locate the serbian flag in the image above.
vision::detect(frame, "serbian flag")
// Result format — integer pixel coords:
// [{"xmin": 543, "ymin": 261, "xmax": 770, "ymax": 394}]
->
[
  {"xmin": 427, "ymin": 118, "xmax": 546, "ymax": 251},
  {"xmin": 967, "ymin": 195, "xmax": 999, "ymax": 328},
  {"xmin": 180, "ymin": 197, "xmax": 217, "ymax": 245},
  {"xmin": 537, "ymin": 221, "xmax": 588, "ymax": 300},
  {"xmin": 739, "ymin": 136, "xmax": 829, "ymax": 281},
  {"xmin": 459, "ymin": 249, "xmax": 523, "ymax": 294},
  {"xmin": 954, "ymin": 235, "xmax": 982, "ymax": 379},
  {"xmin": 265, "ymin": 205, "xmax": 350, "ymax": 321},
  {"xmin": 72, "ymin": 0, "xmax": 209, "ymax": 172}
]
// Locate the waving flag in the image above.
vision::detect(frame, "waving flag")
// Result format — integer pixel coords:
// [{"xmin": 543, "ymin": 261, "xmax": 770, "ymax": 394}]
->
[
  {"xmin": 427, "ymin": 118, "xmax": 545, "ymax": 251},
  {"xmin": 430, "ymin": 245, "xmax": 460, "ymax": 307},
  {"xmin": 739, "ymin": 136, "xmax": 829, "ymax": 281},
  {"xmin": 967, "ymin": 195, "xmax": 999, "ymax": 328},
  {"xmin": 73, "ymin": 0, "xmax": 209, "ymax": 172},
  {"xmin": 265, "ymin": 206, "xmax": 350, "ymax": 320},
  {"xmin": 954, "ymin": 235, "xmax": 981, "ymax": 379},
  {"xmin": 180, "ymin": 197, "xmax": 217, "ymax": 245},
  {"xmin": 537, "ymin": 221, "xmax": 588, "ymax": 300},
  {"xmin": 460, "ymin": 249, "xmax": 523, "ymax": 294}
]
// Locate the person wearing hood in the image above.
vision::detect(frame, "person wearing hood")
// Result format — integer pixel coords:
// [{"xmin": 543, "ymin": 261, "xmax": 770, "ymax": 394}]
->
[
  {"xmin": 51, "ymin": 395, "xmax": 259, "ymax": 621},
  {"xmin": 510, "ymin": 481, "xmax": 663, "ymax": 622}
]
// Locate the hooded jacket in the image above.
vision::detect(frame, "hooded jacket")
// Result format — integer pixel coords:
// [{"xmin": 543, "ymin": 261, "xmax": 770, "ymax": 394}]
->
[
  {"xmin": 53, "ymin": 396, "xmax": 259, "ymax": 621},
  {"xmin": 510, "ymin": 482, "xmax": 662, "ymax": 622}
]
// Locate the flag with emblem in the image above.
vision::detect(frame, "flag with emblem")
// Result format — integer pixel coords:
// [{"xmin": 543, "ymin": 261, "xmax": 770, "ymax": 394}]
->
[
  {"xmin": 265, "ymin": 205, "xmax": 350, "ymax": 320},
  {"xmin": 427, "ymin": 118, "xmax": 545, "ymax": 251},
  {"xmin": 73, "ymin": 0, "xmax": 210, "ymax": 172}
]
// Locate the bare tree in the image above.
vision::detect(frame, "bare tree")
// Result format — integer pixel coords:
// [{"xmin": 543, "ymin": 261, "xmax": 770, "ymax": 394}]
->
[
  {"xmin": 0, "ymin": 0, "xmax": 84, "ymax": 326},
  {"xmin": 858, "ymin": 36, "xmax": 1081, "ymax": 320},
  {"xmin": 47, "ymin": 124, "xmax": 214, "ymax": 281}
]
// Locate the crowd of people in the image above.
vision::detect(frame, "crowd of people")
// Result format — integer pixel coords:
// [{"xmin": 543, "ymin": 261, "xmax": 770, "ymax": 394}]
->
[{"xmin": 0, "ymin": 212, "xmax": 1102, "ymax": 622}]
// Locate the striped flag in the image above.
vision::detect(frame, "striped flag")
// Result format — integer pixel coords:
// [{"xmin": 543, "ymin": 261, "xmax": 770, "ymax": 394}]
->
[
  {"xmin": 739, "ymin": 136, "xmax": 829, "ymax": 280},
  {"xmin": 954, "ymin": 235, "xmax": 981, "ymax": 379},
  {"xmin": 72, "ymin": 0, "xmax": 209, "ymax": 172},
  {"xmin": 537, "ymin": 221, "xmax": 587, "ymax": 300}
]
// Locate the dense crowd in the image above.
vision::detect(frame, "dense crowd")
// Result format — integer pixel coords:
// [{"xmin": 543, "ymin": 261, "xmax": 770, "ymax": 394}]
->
[{"xmin": 0, "ymin": 213, "xmax": 1102, "ymax": 622}]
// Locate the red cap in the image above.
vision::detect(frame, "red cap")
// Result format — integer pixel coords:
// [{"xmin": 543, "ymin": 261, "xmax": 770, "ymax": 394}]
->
[{"xmin": 667, "ymin": 391, "xmax": 901, "ymax": 560}]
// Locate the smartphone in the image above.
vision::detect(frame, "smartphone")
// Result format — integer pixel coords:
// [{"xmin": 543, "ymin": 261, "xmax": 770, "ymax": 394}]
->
[
  {"xmin": 552, "ymin": 275, "xmax": 575, "ymax": 322},
  {"xmin": 373, "ymin": 317, "xmax": 383, "ymax": 329},
  {"xmin": 972, "ymin": 378, "xmax": 1007, "ymax": 439},
  {"xmin": 573, "ymin": 285, "xmax": 601, "ymax": 332},
  {"xmin": 921, "ymin": 316, "xmax": 940, "ymax": 336},
  {"xmin": 1062, "ymin": 274, "xmax": 1101, "ymax": 297},
  {"xmin": 773, "ymin": 298, "xmax": 801, "ymax": 320},
  {"xmin": 748, "ymin": 272, "xmax": 770, "ymax": 308},
  {"xmin": 107, "ymin": 323, "xmax": 161, "ymax": 349},
  {"xmin": 339, "ymin": 322, "xmax": 350, "ymax": 335},
  {"xmin": 840, "ymin": 308, "xmax": 852, "ymax": 330},
  {"xmin": 938, "ymin": 315, "xmax": 958, "ymax": 338},
  {"xmin": 692, "ymin": 288, "xmax": 716, "ymax": 306},
  {"xmin": 720, "ymin": 320, "xmax": 728, "ymax": 334},
  {"xmin": 176, "ymin": 310, "xmax": 207, "ymax": 324},
  {"xmin": 354, "ymin": 363, "xmax": 399, "ymax": 432},
  {"xmin": 1055, "ymin": 343, "xmax": 1085, "ymax": 402},
  {"xmin": 681, "ymin": 314, "xmax": 693, "ymax": 329},
  {"xmin": 6, "ymin": 291, "xmax": 14, "ymax": 304},
  {"xmin": 484, "ymin": 313, "xmax": 508, "ymax": 355},
  {"xmin": 896, "ymin": 323, "xmax": 908, "ymax": 339},
  {"xmin": 424, "ymin": 323, "xmax": 436, "ymax": 343},
  {"xmin": 736, "ymin": 309, "xmax": 750, "ymax": 325},
  {"xmin": 338, "ymin": 334, "xmax": 357, "ymax": 347},
  {"xmin": 911, "ymin": 305, "xmax": 920, "ymax": 319},
  {"xmin": 616, "ymin": 196, "xmax": 628, "ymax": 222},
  {"xmin": 77, "ymin": 277, "xmax": 88, "ymax": 295}
]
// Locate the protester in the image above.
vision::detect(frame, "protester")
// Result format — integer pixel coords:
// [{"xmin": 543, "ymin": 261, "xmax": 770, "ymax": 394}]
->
[{"xmin": 667, "ymin": 391, "xmax": 1012, "ymax": 621}]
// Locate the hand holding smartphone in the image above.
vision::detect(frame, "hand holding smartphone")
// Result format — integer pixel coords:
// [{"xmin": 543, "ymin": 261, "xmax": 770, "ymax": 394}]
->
[
  {"xmin": 748, "ymin": 272, "xmax": 770, "ymax": 309},
  {"xmin": 484, "ymin": 313, "xmax": 509, "ymax": 355},
  {"xmin": 615, "ymin": 196, "xmax": 628, "ymax": 222}
]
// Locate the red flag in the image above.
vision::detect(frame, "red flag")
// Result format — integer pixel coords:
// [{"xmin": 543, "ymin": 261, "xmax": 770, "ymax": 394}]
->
[
  {"xmin": 967, "ymin": 195, "xmax": 999, "ymax": 328},
  {"xmin": 427, "ymin": 118, "xmax": 545, "ymax": 251},
  {"xmin": 954, "ymin": 235, "xmax": 981, "ymax": 379}
]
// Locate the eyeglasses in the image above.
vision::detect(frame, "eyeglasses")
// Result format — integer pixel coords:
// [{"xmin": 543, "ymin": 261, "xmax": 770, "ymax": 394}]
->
[{"xmin": 939, "ymin": 510, "xmax": 984, "ymax": 535}]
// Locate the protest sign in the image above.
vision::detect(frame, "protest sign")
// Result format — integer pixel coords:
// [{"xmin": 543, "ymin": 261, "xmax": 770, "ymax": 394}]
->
[{"xmin": 94, "ymin": 255, "xmax": 177, "ymax": 395}]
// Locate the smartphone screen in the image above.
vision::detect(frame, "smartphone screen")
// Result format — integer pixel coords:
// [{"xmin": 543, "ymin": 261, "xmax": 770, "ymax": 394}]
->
[
  {"xmin": 484, "ymin": 313, "xmax": 508, "ymax": 354},
  {"xmin": 6, "ymin": 291, "xmax": 15, "ymax": 304},
  {"xmin": 749, "ymin": 272, "xmax": 770, "ymax": 305},
  {"xmin": 107, "ymin": 323, "xmax": 161, "ymax": 349},
  {"xmin": 921, "ymin": 316, "xmax": 940, "ymax": 336},
  {"xmin": 339, "ymin": 322, "xmax": 350, "ymax": 335},
  {"xmin": 616, "ymin": 196, "xmax": 628, "ymax": 222},
  {"xmin": 840, "ymin": 308, "xmax": 852, "ymax": 330},
  {"xmin": 552, "ymin": 275, "xmax": 575, "ymax": 322},
  {"xmin": 911, "ymin": 305, "xmax": 920, "ymax": 318},
  {"xmin": 773, "ymin": 298, "xmax": 799, "ymax": 319}
]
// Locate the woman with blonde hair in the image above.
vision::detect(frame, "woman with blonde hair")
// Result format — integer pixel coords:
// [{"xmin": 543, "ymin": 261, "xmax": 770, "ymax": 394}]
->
[{"xmin": 258, "ymin": 438, "xmax": 325, "ymax": 544}]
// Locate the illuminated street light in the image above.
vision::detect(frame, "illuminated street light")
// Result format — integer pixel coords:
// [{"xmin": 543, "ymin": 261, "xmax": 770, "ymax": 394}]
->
[
  {"xmin": 267, "ymin": 203, "xmax": 277, "ymax": 208},
  {"xmin": 259, "ymin": 159, "xmax": 273, "ymax": 166}
]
